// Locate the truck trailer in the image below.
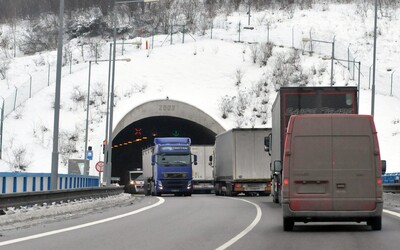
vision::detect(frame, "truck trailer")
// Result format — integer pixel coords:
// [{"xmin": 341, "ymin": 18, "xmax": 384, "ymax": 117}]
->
[
  {"xmin": 212, "ymin": 128, "xmax": 271, "ymax": 196},
  {"xmin": 191, "ymin": 145, "xmax": 214, "ymax": 193},
  {"xmin": 143, "ymin": 137, "xmax": 197, "ymax": 196},
  {"xmin": 264, "ymin": 86, "xmax": 358, "ymax": 204}
]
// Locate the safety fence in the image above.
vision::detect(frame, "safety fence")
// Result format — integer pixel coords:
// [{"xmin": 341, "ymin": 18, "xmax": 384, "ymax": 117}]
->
[{"xmin": 0, "ymin": 172, "xmax": 99, "ymax": 194}]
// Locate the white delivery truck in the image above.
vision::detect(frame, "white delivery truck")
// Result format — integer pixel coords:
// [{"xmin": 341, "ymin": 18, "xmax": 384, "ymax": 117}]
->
[
  {"xmin": 191, "ymin": 145, "xmax": 214, "ymax": 193},
  {"xmin": 212, "ymin": 128, "xmax": 272, "ymax": 196}
]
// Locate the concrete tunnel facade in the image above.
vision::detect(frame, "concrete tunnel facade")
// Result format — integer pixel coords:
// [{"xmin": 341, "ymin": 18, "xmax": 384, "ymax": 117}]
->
[{"xmin": 110, "ymin": 99, "xmax": 226, "ymax": 184}]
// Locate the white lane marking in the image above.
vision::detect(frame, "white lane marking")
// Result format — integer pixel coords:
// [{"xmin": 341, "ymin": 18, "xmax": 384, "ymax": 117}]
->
[
  {"xmin": 215, "ymin": 198, "xmax": 262, "ymax": 250},
  {"xmin": 384, "ymin": 209, "xmax": 400, "ymax": 218},
  {"xmin": 0, "ymin": 197, "xmax": 165, "ymax": 247}
]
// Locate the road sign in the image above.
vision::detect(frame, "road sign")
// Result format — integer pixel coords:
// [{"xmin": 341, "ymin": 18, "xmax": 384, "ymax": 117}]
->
[
  {"xmin": 95, "ymin": 161, "xmax": 104, "ymax": 172},
  {"xmin": 87, "ymin": 149, "xmax": 93, "ymax": 160}
]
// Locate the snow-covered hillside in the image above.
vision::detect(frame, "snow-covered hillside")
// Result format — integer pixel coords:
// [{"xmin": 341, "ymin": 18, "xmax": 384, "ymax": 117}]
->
[{"xmin": 0, "ymin": 3, "xmax": 399, "ymax": 174}]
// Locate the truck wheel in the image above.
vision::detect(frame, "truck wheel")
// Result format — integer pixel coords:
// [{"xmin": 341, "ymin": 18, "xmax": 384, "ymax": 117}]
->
[
  {"xmin": 283, "ymin": 218, "xmax": 294, "ymax": 231},
  {"xmin": 215, "ymin": 184, "xmax": 220, "ymax": 196},
  {"xmin": 151, "ymin": 182, "xmax": 155, "ymax": 196},
  {"xmin": 368, "ymin": 217, "xmax": 382, "ymax": 230}
]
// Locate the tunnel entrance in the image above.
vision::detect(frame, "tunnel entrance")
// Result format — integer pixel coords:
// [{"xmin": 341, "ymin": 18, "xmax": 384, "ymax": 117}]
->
[{"xmin": 110, "ymin": 99, "xmax": 226, "ymax": 185}]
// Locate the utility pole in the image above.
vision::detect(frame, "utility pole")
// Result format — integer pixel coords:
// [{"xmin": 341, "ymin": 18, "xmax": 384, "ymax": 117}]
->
[
  {"xmin": 51, "ymin": 0, "xmax": 64, "ymax": 190},
  {"xmin": 371, "ymin": 0, "xmax": 378, "ymax": 116}
]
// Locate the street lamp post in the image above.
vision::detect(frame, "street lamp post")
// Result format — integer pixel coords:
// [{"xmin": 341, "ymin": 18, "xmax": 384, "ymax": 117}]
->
[
  {"xmin": 105, "ymin": 0, "xmax": 159, "ymax": 186},
  {"xmin": 371, "ymin": 0, "xmax": 378, "ymax": 116},
  {"xmin": 51, "ymin": 0, "xmax": 64, "ymax": 190},
  {"xmin": 84, "ymin": 57, "xmax": 130, "ymax": 173}
]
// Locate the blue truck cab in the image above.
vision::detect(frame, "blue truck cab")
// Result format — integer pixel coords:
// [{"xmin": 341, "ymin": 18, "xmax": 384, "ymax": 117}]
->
[{"xmin": 143, "ymin": 137, "xmax": 197, "ymax": 196}]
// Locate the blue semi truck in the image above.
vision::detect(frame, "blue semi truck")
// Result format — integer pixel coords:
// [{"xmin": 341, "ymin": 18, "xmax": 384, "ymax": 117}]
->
[{"xmin": 143, "ymin": 137, "xmax": 197, "ymax": 196}]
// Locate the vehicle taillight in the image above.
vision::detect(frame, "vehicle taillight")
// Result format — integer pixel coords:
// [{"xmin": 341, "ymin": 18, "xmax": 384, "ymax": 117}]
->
[
  {"xmin": 235, "ymin": 183, "xmax": 241, "ymax": 188},
  {"xmin": 283, "ymin": 179, "xmax": 289, "ymax": 186},
  {"xmin": 377, "ymin": 178, "xmax": 382, "ymax": 185}
]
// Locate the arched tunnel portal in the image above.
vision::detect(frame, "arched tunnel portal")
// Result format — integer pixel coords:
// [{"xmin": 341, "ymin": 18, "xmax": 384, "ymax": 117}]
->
[{"xmin": 110, "ymin": 99, "xmax": 226, "ymax": 185}]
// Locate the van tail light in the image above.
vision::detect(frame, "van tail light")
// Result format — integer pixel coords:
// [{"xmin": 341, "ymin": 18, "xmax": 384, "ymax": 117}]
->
[
  {"xmin": 376, "ymin": 177, "xmax": 383, "ymax": 199},
  {"xmin": 282, "ymin": 179, "xmax": 289, "ymax": 199}
]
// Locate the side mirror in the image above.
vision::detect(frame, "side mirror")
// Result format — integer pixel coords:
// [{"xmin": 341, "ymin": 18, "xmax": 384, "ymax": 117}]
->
[
  {"xmin": 264, "ymin": 134, "xmax": 272, "ymax": 156},
  {"xmin": 273, "ymin": 160, "xmax": 282, "ymax": 172},
  {"xmin": 193, "ymin": 154, "xmax": 198, "ymax": 165},
  {"xmin": 381, "ymin": 160, "xmax": 386, "ymax": 175},
  {"xmin": 208, "ymin": 155, "xmax": 213, "ymax": 167},
  {"xmin": 151, "ymin": 155, "xmax": 155, "ymax": 166}
]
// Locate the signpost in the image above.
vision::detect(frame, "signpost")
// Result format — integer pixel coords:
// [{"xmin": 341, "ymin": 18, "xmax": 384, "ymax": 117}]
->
[
  {"xmin": 95, "ymin": 161, "xmax": 104, "ymax": 172},
  {"xmin": 96, "ymin": 161, "xmax": 104, "ymax": 186}
]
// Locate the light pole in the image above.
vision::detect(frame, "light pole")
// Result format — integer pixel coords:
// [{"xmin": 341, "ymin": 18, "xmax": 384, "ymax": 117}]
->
[
  {"xmin": 371, "ymin": 0, "xmax": 378, "ymax": 116},
  {"xmin": 84, "ymin": 57, "xmax": 130, "ymax": 173},
  {"xmin": 51, "ymin": 0, "xmax": 64, "ymax": 190},
  {"xmin": 106, "ymin": 0, "xmax": 159, "ymax": 186}
]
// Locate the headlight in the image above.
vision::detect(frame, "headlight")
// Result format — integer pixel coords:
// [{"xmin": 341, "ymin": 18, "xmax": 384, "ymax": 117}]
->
[
  {"xmin": 130, "ymin": 181, "xmax": 134, "ymax": 185},
  {"xmin": 158, "ymin": 181, "xmax": 163, "ymax": 190},
  {"xmin": 187, "ymin": 181, "xmax": 192, "ymax": 189}
]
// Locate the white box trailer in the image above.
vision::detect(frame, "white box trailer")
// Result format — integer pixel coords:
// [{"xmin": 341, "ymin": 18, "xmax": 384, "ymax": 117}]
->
[
  {"xmin": 191, "ymin": 145, "xmax": 214, "ymax": 193},
  {"xmin": 142, "ymin": 147, "xmax": 153, "ymax": 181},
  {"xmin": 213, "ymin": 128, "xmax": 272, "ymax": 196}
]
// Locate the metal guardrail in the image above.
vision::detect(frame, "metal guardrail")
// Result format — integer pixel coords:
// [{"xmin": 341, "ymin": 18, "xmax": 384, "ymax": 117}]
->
[
  {"xmin": 0, "ymin": 172, "xmax": 99, "ymax": 194},
  {"xmin": 383, "ymin": 184, "xmax": 400, "ymax": 193},
  {"xmin": 0, "ymin": 186, "xmax": 124, "ymax": 210}
]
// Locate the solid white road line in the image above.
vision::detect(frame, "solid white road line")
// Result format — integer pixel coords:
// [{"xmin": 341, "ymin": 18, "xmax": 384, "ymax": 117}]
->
[
  {"xmin": 0, "ymin": 197, "xmax": 165, "ymax": 247},
  {"xmin": 215, "ymin": 197, "xmax": 262, "ymax": 250},
  {"xmin": 384, "ymin": 209, "xmax": 400, "ymax": 218}
]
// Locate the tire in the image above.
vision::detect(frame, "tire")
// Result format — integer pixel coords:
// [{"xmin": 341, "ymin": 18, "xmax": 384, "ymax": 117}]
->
[
  {"xmin": 368, "ymin": 217, "xmax": 382, "ymax": 231},
  {"xmin": 151, "ymin": 182, "xmax": 155, "ymax": 196},
  {"xmin": 215, "ymin": 184, "xmax": 221, "ymax": 196},
  {"xmin": 283, "ymin": 217, "xmax": 294, "ymax": 231}
]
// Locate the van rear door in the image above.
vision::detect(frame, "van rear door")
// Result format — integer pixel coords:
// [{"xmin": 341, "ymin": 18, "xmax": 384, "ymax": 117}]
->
[
  {"xmin": 331, "ymin": 116, "xmax": 377, "ymax": 211},
  {"xmin": 288, "ymin": 116, "xmax": 333, "ymax": 211}
]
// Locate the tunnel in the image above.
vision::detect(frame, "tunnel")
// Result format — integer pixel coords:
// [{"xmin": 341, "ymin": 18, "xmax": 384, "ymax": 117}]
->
[{"xmin": 110, "ymin": 99, "xmax": 226, "ymax": 185}]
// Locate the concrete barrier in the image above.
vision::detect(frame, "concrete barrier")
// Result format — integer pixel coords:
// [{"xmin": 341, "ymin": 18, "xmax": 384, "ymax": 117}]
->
[{"xmin": 0, "ymin": 173, "xmax": 99, "ymax": 194}]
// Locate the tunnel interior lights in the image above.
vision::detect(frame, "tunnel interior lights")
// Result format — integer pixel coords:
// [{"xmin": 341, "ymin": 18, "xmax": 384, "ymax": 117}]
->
[{"xmin": 112, "ymin": 137, "xmax": 148, "ymax": 148}]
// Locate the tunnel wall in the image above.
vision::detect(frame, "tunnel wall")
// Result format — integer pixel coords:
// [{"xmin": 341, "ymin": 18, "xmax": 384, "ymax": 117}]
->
[{"xmin": 112, "ymin": 99, "xmax": 226, "ymax": 140}]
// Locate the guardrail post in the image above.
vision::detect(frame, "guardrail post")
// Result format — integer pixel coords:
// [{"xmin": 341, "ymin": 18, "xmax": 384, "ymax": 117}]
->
[{"xmin": 33, "ymin": 177, "xmax": 36, "ymax": 191}]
